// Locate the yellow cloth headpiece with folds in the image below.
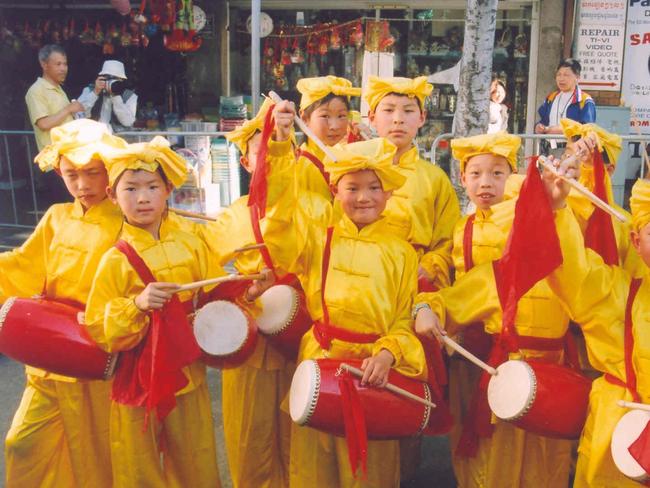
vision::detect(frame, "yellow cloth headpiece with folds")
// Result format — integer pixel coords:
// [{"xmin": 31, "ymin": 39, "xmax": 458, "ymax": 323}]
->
[
  {"xmin": 34, "ymin": 119, "xmax": 127, "ymax": 172},
  {"xmin": 104, "ymin": 136, "xmax": 188, "ymax": 188},
  {"xmin": 323, "ymin": 138, "xmax": 405, "ymax": 191},
  {"xmin": 226, "ymin": 98, "xmax": 291, "ymax": 156},
  {"xmin": 631, "ymin": 178, "xmax": 650, "ymax": 232},
  {"xmin": 297, "ymin": 76, "xmax": 361, "ymax": 110},
  {"xmin": 364, "ymin": 75, "xmax": 432, "ymax": 112},
  {"xmin": 560, "ymin": 119, "xmax": 622, "ymax": 167},
  {"xmin": 451, "ymin": 132, "xmax": 521, "ymax": 172}
]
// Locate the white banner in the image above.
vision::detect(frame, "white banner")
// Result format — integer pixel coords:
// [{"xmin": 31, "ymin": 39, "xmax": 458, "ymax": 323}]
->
[
  {"xmin": 575, "ymin": 1, "xmax": 627, "ymax": 92},
  {"xmin": 622, "ymin": 2, "xmax": 650, "ymax": 134}
]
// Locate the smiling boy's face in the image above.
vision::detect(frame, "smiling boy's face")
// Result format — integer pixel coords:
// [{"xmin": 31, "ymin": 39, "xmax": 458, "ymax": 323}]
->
[
  {"xmin": 368, "ymin": 94, "xmax": 426, "ymax": 152},
  {"xmin": 461, "ymin": 154, "xmax": 512, "ymax": 210},
  {"xmin": 334, "ymin": 169, "xmax": 391, "ymax": 229}
]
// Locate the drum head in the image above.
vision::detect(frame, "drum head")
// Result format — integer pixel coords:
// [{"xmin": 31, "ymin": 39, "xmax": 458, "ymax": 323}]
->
[
  {"xmin": 257, "ymin": 285, "xmax": 296, "ymax": 334},
  {"xmin": 488, "ymin": 360, "xmax": 535, "ymax": 421},
  {"xmin": 611, "ymin": 409, "xmax": 650, "ymax": 481},
  {"xmin": 289, "ymin": 359, "xmax": 319, "ymax": 425},
  {"xmin": 194, "ymin": 301, "xmax": 249, "ymax": 356}
]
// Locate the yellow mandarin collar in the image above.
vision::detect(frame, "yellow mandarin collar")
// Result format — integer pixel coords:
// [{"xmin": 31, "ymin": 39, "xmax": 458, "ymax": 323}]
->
[
  {"xmin": 121, "ymin": 214, "xmax": 174, "ymax": 244},
  {"xmin": 474, "ymin": 207, "xmax": 494, "ymax": 222},
  {"xmin": 337, "ymin": 211, "xmax": 387, "ymax": 240},
  {"xmin": 396, "ymin": 146, "xmax": 418, "ymax": 170},
  {"xmin": 71, "ymin": 197, "xmax": 121, "ymax": 220},
  {"xmin": 304, "ymin": 139, "xmax": 326, "ymax": 160}
]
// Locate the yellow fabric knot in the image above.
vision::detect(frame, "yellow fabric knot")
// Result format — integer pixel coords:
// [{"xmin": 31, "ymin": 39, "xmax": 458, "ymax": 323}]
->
[
  {"xmin": 364, "ymin": 76, "xmax": 432, "ymax": 111},
  {"xmin": 297, "ymin": 76, "xmax": 361, "ymax": 110},
  {"xmin": 451, "ymin": 132, "xmax": 521, "ymax": 172},
  {"xmin": 323, "ymin": 138, "xmax": 405, "ymax": 191},
  {"xmin": 560, "ymin": 119, "xmax": 621, "ymax": 167},
  {"xmin": 34, "ymin": 119, "xmax": 127, "ymax": 172},
  {"xmin": 631, "ymin": 178, "xmax": 650, "ymax": 232},
  {"xmin": 104, "ymin": 135, "xmax": 188, "ymax": 188}
]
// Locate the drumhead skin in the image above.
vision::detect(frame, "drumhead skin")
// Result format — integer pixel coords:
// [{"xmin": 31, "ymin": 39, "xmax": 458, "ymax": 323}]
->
[
  {"xmin": 194, "ymin": 301, "xmax": 249, "ymax": 355},
  {"xmin": 611, "ymin": 409, "xmax": 650, "ymax": 481},
  {"xmin": 289, "ymin": 359, "xmax": 319, "ymax": 425},
  {"xmin": 257, "ymin": 285, "xmax": 297, "ymax": 334},
  {"xmin": 488, "ymin": 360, "xmax": 535, "ymax": 420}
]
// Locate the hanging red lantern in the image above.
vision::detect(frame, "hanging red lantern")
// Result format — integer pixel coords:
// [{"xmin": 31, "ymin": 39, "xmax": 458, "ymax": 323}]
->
[
  {"xmin": 330, "ymin": 25, "xmax": 341, "ymax": 50},
  {"xmin": 318, "ymin": 31, "xmax": 328, "ymax": 56},
  {"xmin": 349, "ymin": 20, "xmax": 363, "ymax": 48}
]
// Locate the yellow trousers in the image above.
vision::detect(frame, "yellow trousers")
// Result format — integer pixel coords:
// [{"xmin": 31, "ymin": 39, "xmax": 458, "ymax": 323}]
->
[
  {"xmin": 449, "ymin": 359, "xmax": 572, "ymax": 488},
  {"xmin": 222, "ymin": 361, "xmax": 293, "ymax": 488},
  {"xmin": 5, "ymin": 374, "xmax": 112, "ymax": 488},
  {"xmin": 290, "ymin": 424, "xmax": 400, "ymax": 488},
  {"xmin": 110, "ymin": 381, "xmax": 220, "ymax": 488}
]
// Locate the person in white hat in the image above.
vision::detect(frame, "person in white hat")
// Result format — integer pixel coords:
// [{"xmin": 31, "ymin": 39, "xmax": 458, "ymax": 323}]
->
[{"xmin": 78, "ymin": 60, "xmax": 138, "ymax": 131}]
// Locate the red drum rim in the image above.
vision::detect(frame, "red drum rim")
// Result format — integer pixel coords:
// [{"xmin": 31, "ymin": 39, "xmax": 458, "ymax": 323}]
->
[
  {"xmin": 611, "ymin": 408, "xmax": 650, "ymax": 482},
  {"xmin": 258, "ymin": 285, "xmax": 300, "ymax": 336},
  {"xmin": 488, "ymin": 360, "xmax": 537, "ymax": 421}
]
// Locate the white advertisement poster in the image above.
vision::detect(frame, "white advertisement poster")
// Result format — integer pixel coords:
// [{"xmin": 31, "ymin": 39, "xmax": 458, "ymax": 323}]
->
[
  {"xmin": 622, "ymin": 2, "xmax": 650, "ymax": 133},
  {"xmin": 575, "ymin": 1, "xmax": 627, "ymax": 92}
]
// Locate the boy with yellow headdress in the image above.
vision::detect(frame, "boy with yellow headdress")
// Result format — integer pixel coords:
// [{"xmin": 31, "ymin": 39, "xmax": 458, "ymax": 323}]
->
[
  {"xmin": 0, "ymin": 119, "xmax": 126, "ymax": 488},
  {"xmin": 413, "ymin": 133, "xmax": 575, "ymax": 488},
  {"xmin": 199, "ymin": 98, "xmax": 320, "ymax": 488},
  {"xmin": 84, "ymin": 136, "xmax": 225, "ymax": 488},
  {"xmin": 522, "ymin": 171, "xmax": 650, "ymax": 487},
  {"xmin": 256, "ymin": 101, "xmax": 428, "ymax": 487},
  {"xmin": 364, "ymin": 75, "xmax": 460, "ymax": 292},
  {"xmin": 294, "ymin": 75, "xmax": 361, "ymax": 200}
]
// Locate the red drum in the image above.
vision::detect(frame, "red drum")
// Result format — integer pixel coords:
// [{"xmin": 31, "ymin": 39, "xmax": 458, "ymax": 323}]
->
[
  {"xmin": 487, "ymin": 359, "xmax": 591, "ymax": 439},
  {"xmin": 0, "ymin": 297, "xmax": 117, "ymax": 380},
  {"xmin": 256, "ymin": 285, "xmax": 313, "ymax": 359},
  {"xmin": 289, "ymin": 358, "xmax": 434, "ymax": 439},
  {"xmin": 611, "ymin": 409, "xmax": 650, "ymax": 483},
  {"xmin": 193, "ymin": 300, "xmax": 257, "ymax": 368}
]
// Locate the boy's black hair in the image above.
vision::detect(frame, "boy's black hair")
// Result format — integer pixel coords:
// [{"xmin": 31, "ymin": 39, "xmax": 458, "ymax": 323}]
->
[
  {"xmin": 373, "ymin": 92, "xmax": 424, "ymax": 112},
  {"xmin": 112, "ymin": 165, "xmax": 170, "ymax": 190},
  {"xmin": 557, "ymin": 58, "xmax": 582, "ymax": 77},
  {"xmin": 301, "ymin": 93, "xmax": 350, "ymax": 120}
]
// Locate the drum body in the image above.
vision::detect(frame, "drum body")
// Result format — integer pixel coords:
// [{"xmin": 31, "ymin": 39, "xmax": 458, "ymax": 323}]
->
[
  {"xmin": 611, "ymin": 409, "xmax": 650, "ymax": 483},
  {"xmin": 256, "ymin": 285, "xmax": 312, "ymax": 359},
  {"xmin": 0, "ymin": 297, "xmax": 117, "ymax": 380},
  {"xmin": 289, "ymin": 358, "xmax": 432, "ymax": 439},
  {"xmin": 193, "ymin": 300, "xmax": 257, "ymax": 368},
  {"xmin": 487, "ymin": 359, "xmax": 591, "ymax": 439}
]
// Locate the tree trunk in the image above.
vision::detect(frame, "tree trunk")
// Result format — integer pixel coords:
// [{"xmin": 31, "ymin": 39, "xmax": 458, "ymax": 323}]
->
[{"xmin": 451, "ymin": 0, "xmax": 499, "ymax": 209}]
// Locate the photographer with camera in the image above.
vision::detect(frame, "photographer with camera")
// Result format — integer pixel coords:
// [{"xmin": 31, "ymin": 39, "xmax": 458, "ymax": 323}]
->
[{"xmin": 78, "ymin": 60, "xmax": 137, "ymax": 131}]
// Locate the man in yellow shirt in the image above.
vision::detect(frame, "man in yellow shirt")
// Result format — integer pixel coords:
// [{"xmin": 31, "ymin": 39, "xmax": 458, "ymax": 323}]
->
[{"xmin": 25, "ymin": 44, "xmax": 83, "ymax": 150}]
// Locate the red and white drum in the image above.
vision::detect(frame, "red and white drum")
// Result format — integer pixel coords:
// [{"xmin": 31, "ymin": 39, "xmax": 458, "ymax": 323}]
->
[
  {"xmin": 289, "ymin": 358, "xmax": 433, "ymax": 439},
  {"xmin": 487, "ymin": 359, "xmax": 591, "ymax": 439},
  {"xmin": 611, "ymin": 409, "xmax": 650, "ymax": 483},
  {"xmin": 0, "ymin": 297, "xmax": 117, "ymax": 380},
  {"xmin": 193, "ymin": 300, "xmax": 257, "ymax": 368},
  {"xmin": 256, "ymin": 285, "xmax": 313, "ymax": 359}
]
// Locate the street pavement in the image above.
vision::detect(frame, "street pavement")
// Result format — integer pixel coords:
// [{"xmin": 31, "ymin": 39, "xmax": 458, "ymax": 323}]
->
[{"xmin": 0, "ymin": 225, "xmax": 455, "ymax": 487}]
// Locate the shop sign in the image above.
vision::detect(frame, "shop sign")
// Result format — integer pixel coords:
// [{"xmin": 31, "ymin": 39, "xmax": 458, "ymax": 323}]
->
[
  {"xmin": 575, "ymin": 1, "xmax": 627, "ymax": 92},
  {"xmin": 622, "ymin": 0, "xmax": 650, "ymax": 133}
]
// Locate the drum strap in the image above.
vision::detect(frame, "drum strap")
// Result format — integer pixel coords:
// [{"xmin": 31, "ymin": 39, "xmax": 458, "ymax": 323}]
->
[
  {"xmin": 298, "ymin": 148, "xmax": 330, "ymax": 187},
  {"xmin": 312, "ymin": 227, "xmax": 381, "ymax": 350},
  {"xmin": 111, "ymin": 239, "xmax": 201, "ymax": 424},
  {"xmin": 247, "ymin": 104, "xmax": 275, "ymax": 219},
  {"xmin": 605, "ymin": 278, "xmax": 642, "ymax": 403},
  {"xmin": 249, "ymin": 203, "xmax": 276, "ymax": 271},
  {"xmin": 462, "ymin": 214, "xmax": 476, "ymax": 272}
]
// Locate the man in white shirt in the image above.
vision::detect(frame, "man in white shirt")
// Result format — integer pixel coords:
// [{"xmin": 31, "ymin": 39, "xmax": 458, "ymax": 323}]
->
[{"xmin": 78, "ymin": 60, "xmax": 137, "ymax": 131}]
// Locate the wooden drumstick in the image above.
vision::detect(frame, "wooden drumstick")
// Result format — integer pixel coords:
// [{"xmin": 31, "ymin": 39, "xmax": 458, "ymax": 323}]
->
[
  {"xmin": 618, "ymin": 400, "xmax": 650, "ymax": 412},
  {"xmin": 266, "ymin": 91, "xmax": 339, "ymax": 162},
  {"xmin": 537, "ymin": 155, "xmax": 628, "ymax": 223},
  {"xmin": 441, "ymin": 336, "xmax": 498, "ymax": 376},
  {"xmin": 170, "ymin": 208, "xmax": 217, "ymax": 222},
  {"xmin": 234, "ymin": 243, "xmax": 266, "ymax": 254},
  {"xmin": 338, "ymin": 363, "xmax": 437, "ymax": 409},
  {"xmin": 176, "ymin": 273, "xmax": 266, "ymax": 292}
]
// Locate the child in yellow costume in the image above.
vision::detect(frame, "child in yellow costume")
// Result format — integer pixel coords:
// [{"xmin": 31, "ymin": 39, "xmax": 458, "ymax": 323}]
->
[
  {"xmin": 203, "ymin": 98, "xmax": 315, "ymax": 488},
  {"xmin": 84, "ymin": 136, "xmax": 223, "ymax": 488},
  {"xmin": 263, "ymin": 101, "xmax": 427, "ymax": 487},
  {"xmin": 295, "ymin": 75, "xmax": 361, "ymax": 200},
  {"xmin": 413, "ymin": 135, "xmax": 575, "ymax": 488},
  {"xmin": 364, "ymin": 75, "xmax": 460, "ymax": 291},
  {"xmin": 0, "ymin": 119, "xmax": 126, "ymax": 488},
  {"xmin": 539, "ymin": 174, "xmax": 650, "ymax": 487}
]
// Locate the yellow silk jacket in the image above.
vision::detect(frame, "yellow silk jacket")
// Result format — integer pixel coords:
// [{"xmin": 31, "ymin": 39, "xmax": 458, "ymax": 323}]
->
[
  {"xmin": 296, "ymin": 139, "xmax": 333, "ymax": 202},
  {"xmin": 85, "ymin": 218, "xmax": 224, "ymax": 394},
  {"xmin": 262, "ymin": 139, "xmax": 426, "ymax": 379},
  {"xmin": 384, "ymin": 146, "xmax": 460, "ymax": 289},
  {"xmin": 0, "ymin": 197, "xmax": 123, "ymax": 381}
]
